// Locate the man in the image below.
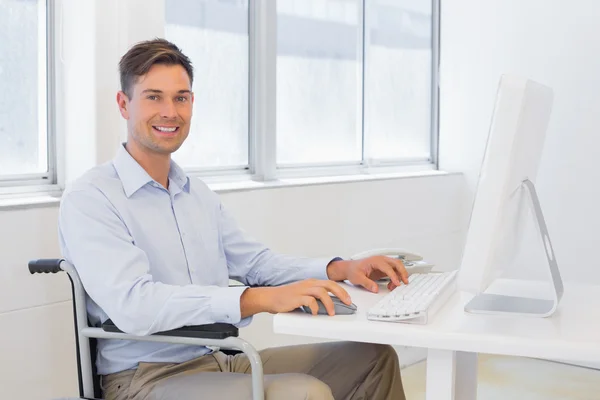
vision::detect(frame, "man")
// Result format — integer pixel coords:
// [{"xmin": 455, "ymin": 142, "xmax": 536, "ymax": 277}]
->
[{"xmin": 59, "ymin": 38, "xmax": 408, "ymax": 400}]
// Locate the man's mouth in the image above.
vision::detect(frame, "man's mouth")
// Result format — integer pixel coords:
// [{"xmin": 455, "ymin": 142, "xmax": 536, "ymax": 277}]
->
[{"xmin": 152, "ymin": 125, "xmax": 180, "ymax": 135}]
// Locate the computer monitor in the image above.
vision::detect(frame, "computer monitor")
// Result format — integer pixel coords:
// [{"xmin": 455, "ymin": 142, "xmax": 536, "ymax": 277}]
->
[{"xmin": 457, "ymin": 74, "xmax": 564, "ymax": 317}]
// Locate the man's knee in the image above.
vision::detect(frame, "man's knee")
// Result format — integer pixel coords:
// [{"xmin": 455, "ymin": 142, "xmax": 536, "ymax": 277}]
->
[
  {"xmin": 375, "ymin": 343, "xmax": 400, "ymax": 363},
  {"xmin": 267, "ymin": 373, "xmax": 333, "ymax": 400},
  {"xmin": 369, "ymin": 343, "xmax": 401, "ymax": 378}
]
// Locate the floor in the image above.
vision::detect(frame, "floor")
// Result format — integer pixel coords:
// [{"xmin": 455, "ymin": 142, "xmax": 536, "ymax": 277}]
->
[{"xmin": 402, "ymin": 354, "xmax": 600, "ymax": 400}]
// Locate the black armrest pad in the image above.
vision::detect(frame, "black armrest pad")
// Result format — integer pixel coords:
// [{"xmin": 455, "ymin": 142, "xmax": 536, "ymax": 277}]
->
[{"xmin": 102, "ymin": 319, "xmax": 239, "ymax": 339}]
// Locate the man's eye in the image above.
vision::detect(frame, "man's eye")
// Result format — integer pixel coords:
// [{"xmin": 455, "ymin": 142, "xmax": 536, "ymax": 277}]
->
[
  {"xmin": 148, "ymin": 95, "xmax": 158, "ymax": 101},
  {"xmin": 177, "ymin": 96, "xmax": 187, "ymax": 102}
]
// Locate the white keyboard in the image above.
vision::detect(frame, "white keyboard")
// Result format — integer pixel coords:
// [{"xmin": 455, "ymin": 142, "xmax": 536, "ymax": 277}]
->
[{"xmin": 367, "ymin": 271, "xmax": 458, "ymax": 324}]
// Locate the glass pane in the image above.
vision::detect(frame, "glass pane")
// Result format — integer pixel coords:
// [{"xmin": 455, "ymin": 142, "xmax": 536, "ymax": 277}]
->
[
  {"xmin": 277, "ymin": 0, "xmax": 361, "ymax": 166},
  {"xmin": 0, "ymin": 0, "xmax": 47, "ymax": 176},
  {"xmin": 364, "ymin": 0, "xmax": 433, "ymax": 161},
  {"xmin": 165, "ymin": 0, "xmax": 249, "ymax": 169}
]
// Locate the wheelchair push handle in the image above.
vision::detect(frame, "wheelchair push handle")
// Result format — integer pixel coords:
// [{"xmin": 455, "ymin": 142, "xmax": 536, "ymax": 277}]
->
[{"xmin": 28, "ymin": 258, "xmax": 63, "ymax": 274}]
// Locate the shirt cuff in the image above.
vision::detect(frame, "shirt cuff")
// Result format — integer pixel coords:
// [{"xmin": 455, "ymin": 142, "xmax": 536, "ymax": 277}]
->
[
  {"xmin": 209, "ymin": 286, "xmax": 249, "ymax": 324},
  {"xmin": 299, "ymin": 257, "xmax": 343, "ymax": 281}
]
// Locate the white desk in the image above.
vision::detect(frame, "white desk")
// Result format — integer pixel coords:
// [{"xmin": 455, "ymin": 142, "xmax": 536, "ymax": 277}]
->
[{"xmin": 273, "ymin": 279, "xmax": 600, "ymax": 400}]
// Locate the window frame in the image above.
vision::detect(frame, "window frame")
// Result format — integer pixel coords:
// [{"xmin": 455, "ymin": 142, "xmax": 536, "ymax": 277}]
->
[
  {"xmin": 0, "ymin": 0, "xmax": 58, "ymax": 192},
  {"xmin": 2, "ymin": 0, "xmax": 440, "ymax": 193},
  {"xmin": 185, "ymin": 0, "xmax": 440, "ymax": 182},
  {"xmin": 272, "ymin": 0, "xmax": 440, "ymax": 177}
]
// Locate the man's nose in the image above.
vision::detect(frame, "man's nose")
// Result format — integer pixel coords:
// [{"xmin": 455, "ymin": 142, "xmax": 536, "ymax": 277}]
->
[{"xmin": 160, "ymin": 99, "xmax": 177, "ymax": 119}]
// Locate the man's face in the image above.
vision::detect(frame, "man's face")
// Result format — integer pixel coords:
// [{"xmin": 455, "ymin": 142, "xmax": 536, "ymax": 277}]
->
[{"xmin": 117, "ymin": 64, "xmax": 194, "ymax": 155}]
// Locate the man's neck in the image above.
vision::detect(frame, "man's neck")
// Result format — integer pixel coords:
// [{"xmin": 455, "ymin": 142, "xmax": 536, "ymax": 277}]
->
[{"xmin": 125, "ymin": 142, "xmax": 171, "ymax": 189}]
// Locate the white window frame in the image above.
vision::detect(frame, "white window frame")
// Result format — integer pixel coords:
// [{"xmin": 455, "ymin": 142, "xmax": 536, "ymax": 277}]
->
[
  {"xmin": 189, "ymin": 0, "xmax": 440, "ymax": 182},
  {"xmin": 0, "ymin": 0, "xmax": 58, "ymax": 193},
  {"xmin": 1, "ymin": 0, "xmax": 439, "ymax": 197}
]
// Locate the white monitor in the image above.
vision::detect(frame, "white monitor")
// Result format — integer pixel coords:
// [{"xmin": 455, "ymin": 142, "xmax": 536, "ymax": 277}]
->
[{"xmin": 457, "ymin": 74, "xmax": 563, "ymax": 317}]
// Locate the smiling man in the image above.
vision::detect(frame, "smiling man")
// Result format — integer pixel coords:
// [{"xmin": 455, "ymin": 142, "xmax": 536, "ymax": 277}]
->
[
  {"xmin": 58, "ymin": 38, "xmax": 407, "ymax": 400},
  {"xmin": 116, "ymin": 46, "xmax": 194, "ymax": 188}
]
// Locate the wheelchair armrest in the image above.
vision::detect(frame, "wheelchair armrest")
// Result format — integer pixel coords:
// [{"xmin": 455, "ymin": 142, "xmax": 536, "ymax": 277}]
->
[{"xmin": 101, "ymin": 319, "xmax": 239, "ymax": 339}]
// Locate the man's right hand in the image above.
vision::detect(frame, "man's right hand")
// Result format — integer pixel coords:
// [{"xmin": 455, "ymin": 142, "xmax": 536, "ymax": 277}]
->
[{"xmin": 240, "ymin": 279, "xmax": 352, "ymax": 318}]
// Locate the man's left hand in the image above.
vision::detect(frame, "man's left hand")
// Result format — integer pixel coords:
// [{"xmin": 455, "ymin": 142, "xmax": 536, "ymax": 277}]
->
[{"xmin": 326, "ymin": 256, "xmax": 409, "ymax": 293}]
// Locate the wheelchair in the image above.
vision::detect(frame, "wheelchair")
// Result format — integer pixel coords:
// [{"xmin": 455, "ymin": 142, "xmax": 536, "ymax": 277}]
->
[{"xmin": 29, "ymin": 259, "xmax": 265, "ymax": 400}]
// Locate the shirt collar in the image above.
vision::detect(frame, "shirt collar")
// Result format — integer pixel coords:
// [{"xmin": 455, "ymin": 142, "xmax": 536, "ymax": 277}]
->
[
  {"xmin": 112, "ymin": 143, "xmax": 190, "ymax": 197},
  {"xmin": 168, "ymin": 158, "xmax": 190, "ymax": 194}
]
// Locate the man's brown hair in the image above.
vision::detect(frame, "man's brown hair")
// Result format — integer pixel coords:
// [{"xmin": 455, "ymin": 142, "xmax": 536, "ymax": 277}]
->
[{"xmin": 119, "ymin": 38, "xmax": 194, "ymax": 98}]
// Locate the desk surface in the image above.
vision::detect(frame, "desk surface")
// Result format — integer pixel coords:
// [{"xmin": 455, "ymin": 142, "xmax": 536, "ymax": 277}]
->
[{"xmin": 273, "ymin": 279, "xmax": 600, "ymax": 363}]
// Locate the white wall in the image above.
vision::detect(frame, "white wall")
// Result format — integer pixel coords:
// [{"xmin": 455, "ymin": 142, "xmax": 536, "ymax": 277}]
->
[{"xmin": 439, "ymin": 0, "xmax": 600, "ymax": 283}]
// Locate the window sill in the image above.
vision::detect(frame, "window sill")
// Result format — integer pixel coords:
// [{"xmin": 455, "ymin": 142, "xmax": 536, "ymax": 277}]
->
[
  {"xmin": 0, "ymin": 169, "xmax": 454, "ymax": 209},
  {"xmin": 0, "ymin": 193, "xmax": 61, "ymax": 210},
  {"xmin": 205, "ymin": 169, "xmax": 452, "ymax": 194}
]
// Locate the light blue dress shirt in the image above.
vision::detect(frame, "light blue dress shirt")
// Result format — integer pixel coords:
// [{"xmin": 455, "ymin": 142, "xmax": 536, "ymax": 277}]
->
[{"xmin": 58, "ymin": 144, "xmax": 335, "ymax": 375}]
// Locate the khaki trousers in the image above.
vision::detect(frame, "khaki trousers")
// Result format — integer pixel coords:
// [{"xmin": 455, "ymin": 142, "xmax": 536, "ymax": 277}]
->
[{"xmin": 102, "ymin": 341, "xmax": 405, "ymax": 400}]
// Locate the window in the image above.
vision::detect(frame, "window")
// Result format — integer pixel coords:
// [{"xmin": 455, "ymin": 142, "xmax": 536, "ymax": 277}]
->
[
  {"xmin": 276, "ymin": 0, "xmax": 436, "ymax": 169},
  {"xmin": 0, "ymin": 0, "xmax": 54, "ymax": 187},
  {"xmin": 165, "ymin": 0, "xmax": 250, "ymax": 171},
  {"xmin": 364, "ymin": 0, "xmax": 434, "ymax": 163},
  {"xmin": 276, "ymin": 0, "xmax": 362, "ymax": 166},
  {"xmin": 2, "ymin": 0, "xmax": 437, "ymax": 193},
  {"xmin": 165, "ymin": 0, "xmax": 439, "ymax": 178}
]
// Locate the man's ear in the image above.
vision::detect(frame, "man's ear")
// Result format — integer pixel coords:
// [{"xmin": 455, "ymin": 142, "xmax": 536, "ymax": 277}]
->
[{"xmin": 116, "ymin": 91, "xmax": 130, "ymax": 119}]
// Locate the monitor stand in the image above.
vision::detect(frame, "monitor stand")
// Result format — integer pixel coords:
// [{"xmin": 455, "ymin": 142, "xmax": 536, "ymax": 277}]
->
[{"xmin": 464, "ymin": 179, "xmax": 564, "ymax": 317}]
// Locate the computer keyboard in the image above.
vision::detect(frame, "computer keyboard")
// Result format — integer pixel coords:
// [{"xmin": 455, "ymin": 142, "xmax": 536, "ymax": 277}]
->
[{"xmin": 367, "ymin": 271, "xmax": 458, "ymax": 324}]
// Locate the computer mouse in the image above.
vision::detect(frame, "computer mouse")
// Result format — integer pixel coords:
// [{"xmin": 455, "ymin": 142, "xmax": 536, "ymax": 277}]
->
[{"xmin": 300, "ymin": 296, "xmax": 358, "ymax": 315}]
